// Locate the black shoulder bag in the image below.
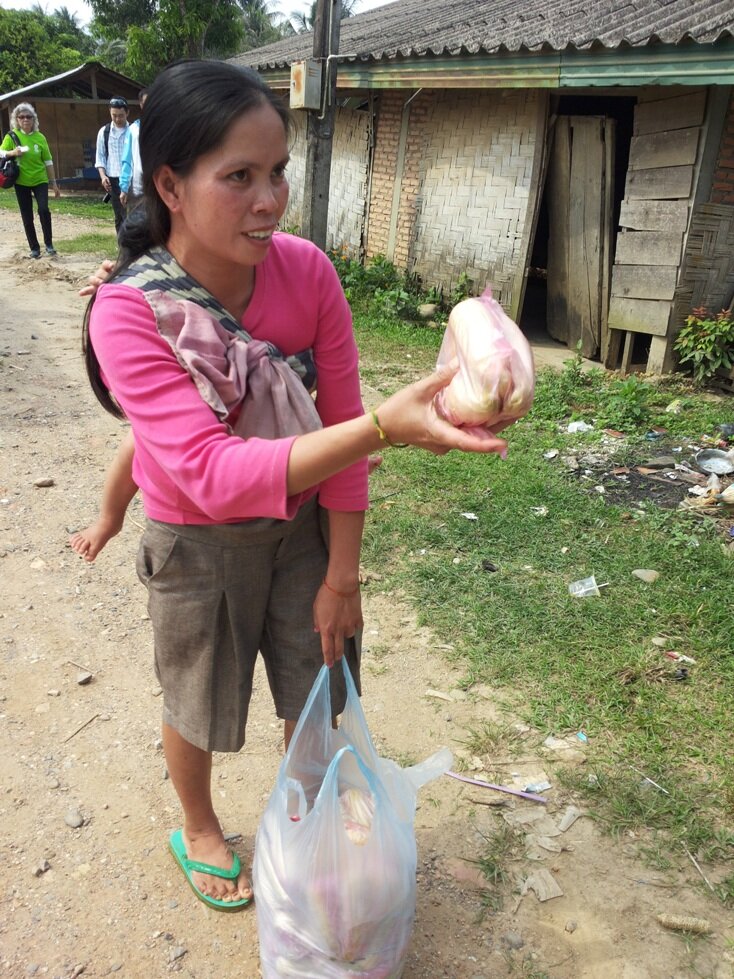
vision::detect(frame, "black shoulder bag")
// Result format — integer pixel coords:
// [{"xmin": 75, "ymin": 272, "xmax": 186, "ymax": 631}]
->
[{"xmin": 0, "ymin": 132, "xmax": 22, "ymax": 190}]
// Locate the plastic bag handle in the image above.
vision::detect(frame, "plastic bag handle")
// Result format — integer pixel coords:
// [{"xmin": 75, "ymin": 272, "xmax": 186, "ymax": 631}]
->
[
  {"xmin": 322, "ymin": 743, "xmax": 381, "ymax": 799},
  {"xmin": 282, "ymin": 658, "xmax": 377, "ymax": 767},
  {"xmin": 312, "ymin": 743, "xmax": 393, "ymax": 839}
]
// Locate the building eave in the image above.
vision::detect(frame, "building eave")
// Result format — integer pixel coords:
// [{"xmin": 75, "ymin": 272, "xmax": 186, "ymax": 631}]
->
[{"xmin": 257, "ymin": 38, "xmax": 734, "ymax": 91}]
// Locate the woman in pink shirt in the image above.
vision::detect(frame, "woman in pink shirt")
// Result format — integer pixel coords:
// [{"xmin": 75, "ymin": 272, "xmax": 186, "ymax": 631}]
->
[{"xmin": 79, "ymin": 60, "xmax": 508, "ymax": 911}]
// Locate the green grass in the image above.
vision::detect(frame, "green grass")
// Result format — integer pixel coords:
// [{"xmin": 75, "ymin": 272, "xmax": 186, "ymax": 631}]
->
[
  {"xmin": 355, "ymin": 310, "xmax": 734, "ymax": 884},
  {"xmin": 56, "ymin": 232, "xmax": 119, "ymax": 255},
  {"xmin": 0, "ymin": 191, "xmax": 116, "ymax": 255},
  {"xmin": 1, "ymin": 196, "xmax": 730, "ymax": 885},
  {"xmin": 0, "ymin": 190, "xmax": 112, "ymax": 222}
]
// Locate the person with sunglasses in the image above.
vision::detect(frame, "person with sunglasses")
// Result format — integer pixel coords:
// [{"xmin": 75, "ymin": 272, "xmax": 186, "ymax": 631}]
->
[
  {"xmin": 0, "ymin": 102, "xmax": 60, "ymax": 258},
  {"xmin": 95, "ymin": 96, "xmax": 130, "ymax": 233}
]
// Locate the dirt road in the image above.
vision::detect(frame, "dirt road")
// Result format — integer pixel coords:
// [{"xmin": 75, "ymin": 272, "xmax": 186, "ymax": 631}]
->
[{"xmin": 0, "ymin": 207, "xmax": 731, "ymax": 979}]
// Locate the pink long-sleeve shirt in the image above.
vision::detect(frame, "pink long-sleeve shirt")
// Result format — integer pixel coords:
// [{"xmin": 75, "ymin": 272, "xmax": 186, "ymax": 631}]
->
[{"xmin": 90, "ymin": 233, "xmax": 368, "ymax": 524}]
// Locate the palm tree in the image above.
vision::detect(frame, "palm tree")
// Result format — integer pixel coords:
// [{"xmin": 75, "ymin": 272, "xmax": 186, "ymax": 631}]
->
[
  {"xmin": 93, "ymin": 35, "xmax": 128, "ymax": 68},
  {"xmin": 291, "ymin": 0, "xmax": 360, "ymax": 34},
  {"xmin": 239, "ymin": 0, "xmax": 284, "ymax": 47},
  {"xmin": 52, "ymin": 6, "xmax": 81, "ymax": 32}
]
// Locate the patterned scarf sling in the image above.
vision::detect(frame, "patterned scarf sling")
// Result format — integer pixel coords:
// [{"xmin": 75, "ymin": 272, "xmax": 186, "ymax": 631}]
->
[{"xmin": 116, "ymin": 247, "xmax": 323, "ymax": 440}]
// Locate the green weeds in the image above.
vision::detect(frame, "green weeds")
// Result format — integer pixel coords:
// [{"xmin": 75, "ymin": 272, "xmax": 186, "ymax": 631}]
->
[{"xmin": 354, "ymin": 296, "xmax": 734, "ymax": 888}]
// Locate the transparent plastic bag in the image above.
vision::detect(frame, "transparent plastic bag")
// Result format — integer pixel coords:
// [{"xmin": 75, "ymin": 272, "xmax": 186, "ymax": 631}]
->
[
  {"xmin": 435, "ymin": 286, "xmax": 535, "ymax": 433},
  {"xmin": 253, "ymin": 660, "xmax": 452, "ymax": 978}
]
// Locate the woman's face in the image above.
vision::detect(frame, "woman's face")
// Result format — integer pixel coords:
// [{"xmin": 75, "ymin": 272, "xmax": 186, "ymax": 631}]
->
[
  {"xmin": 164, "ymin": 102, "xmax": 290, "ymax": 273},
  {"xmin": 16, "ymin": 111, "xmax": 35, "ymax": 134}
]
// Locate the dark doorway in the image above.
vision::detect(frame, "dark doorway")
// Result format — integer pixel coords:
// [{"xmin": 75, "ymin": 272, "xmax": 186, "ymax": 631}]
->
[{"xmin": 520, "ymin": 94, "xmax": 636, "ymax": 359}]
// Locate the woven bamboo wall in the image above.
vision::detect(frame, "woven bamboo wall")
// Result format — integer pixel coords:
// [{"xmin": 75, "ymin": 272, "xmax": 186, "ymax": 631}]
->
[
  {"xmin": 672, "ymin": 202, "xmax": 734, "ymax": 322},
  {"xmin": 409, "ymin": 89, "xmax": 539, "ymax": 307},
  {"xmin": 281, "ymin": 107, "xmax": 370, "ymax": 254}
]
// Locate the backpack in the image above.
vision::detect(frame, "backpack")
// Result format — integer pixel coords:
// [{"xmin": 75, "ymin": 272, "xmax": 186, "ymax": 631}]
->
[{"xmin": 0, "ymin": 131, "xmax": 21, "ymax": 190}]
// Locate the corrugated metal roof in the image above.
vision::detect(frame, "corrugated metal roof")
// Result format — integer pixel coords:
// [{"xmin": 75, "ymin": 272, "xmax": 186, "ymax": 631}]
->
[
  {"xmin": 0, "ymin": 62, "xmax": 142, "ymax": 103},
  {"xmin": 234, "ymin": 0, "xmax": 734, "ymax": 71}
]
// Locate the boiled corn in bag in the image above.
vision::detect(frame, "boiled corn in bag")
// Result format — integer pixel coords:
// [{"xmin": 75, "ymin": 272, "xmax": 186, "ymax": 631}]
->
[
  {"xmin": 253, "ymin": 660, "xmax": 452, "ymax": 978},
  {"xmin": 435, "ymin": 286, "xmax": 535, "ymax": 431}
]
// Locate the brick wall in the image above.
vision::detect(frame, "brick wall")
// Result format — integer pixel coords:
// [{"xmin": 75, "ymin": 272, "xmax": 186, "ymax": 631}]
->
[
  {"xmin": 710, "ymin": 92, "xmax": 734, "ymax": 204},
  {"xmin": 366, "ymin": 88, "xmax": 541, "ymax": 309},
  {"xmin": 365, "ymin": 92, "xmax": 403, "ymax": 259}
]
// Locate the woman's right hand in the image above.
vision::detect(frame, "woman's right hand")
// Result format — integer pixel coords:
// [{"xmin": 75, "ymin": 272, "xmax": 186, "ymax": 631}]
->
[
  {"xmin": 374, "ymin": 361, "xmax": 510, "ymax": 456},
  {"xmin": 79, "ymin": 259, "xmax": 115, "ymax": 298}
]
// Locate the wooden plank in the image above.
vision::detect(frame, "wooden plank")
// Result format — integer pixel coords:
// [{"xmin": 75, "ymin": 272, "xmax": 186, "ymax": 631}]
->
[
  {"xmin": 512, "ymin": 91, "xmax": 550, "ymax": 322},
  {"xmin": 619, "ymin": 199, "xmax": 689, "ymax": 232},
  {"xmin": 607, "ymin": 296, "xmax": 672, "ymax": 336},
  {"xmin": 636, "ymin": 87, "xmax": 705, "ymax": 104},
  {"xmin": 620, "ymin": 330, "xmax": 635, "ymax": 375},
  {"xmin": 628, "ymin": 128, "xmax": 699, "ymax": 170},
  {"xmin": 626, "ymin": 165, "xmax": 694, "ymax": 200},
  {"xmin": 546, "ymin": 117, "xmax": 570, "ymax": 346},
  {"xmin": 611, "ymin": 265, "xmax": 678, "ymax": 301},
  {"xmin": 599, "ymin": 116, "xmax": 615, "ymax": 363},
  {"xmin": 603, "ymin": 327, "xmax": 622, "ymax": 369},
  {"xmin": 567, "ymin": 116, "xmax": 604, "ymax": 357},
  {"xmin": 634, "ymin": 90, "xmax": 707, "ymax": 135},
  {"xmin": 615, "ymin": 231, "xmax": 682, "ymax": 266},
  {"xmin": 648, "ymin": 334, "xmax": 676, "ymax": 374}
]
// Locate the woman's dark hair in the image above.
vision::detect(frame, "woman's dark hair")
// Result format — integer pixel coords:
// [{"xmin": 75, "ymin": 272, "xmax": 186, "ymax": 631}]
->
[{"xmin": 83, "ymin": 59, "xmax": 292, "ymax": 417}]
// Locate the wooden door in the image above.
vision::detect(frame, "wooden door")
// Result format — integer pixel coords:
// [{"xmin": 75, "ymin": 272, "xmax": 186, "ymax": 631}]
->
[{"xmin": 546, "ymin": 115, "xmax": 615, "ymax": 358}]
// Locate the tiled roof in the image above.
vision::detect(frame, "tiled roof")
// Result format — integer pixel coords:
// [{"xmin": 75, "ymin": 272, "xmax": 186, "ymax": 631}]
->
[{"xmin": 234, "ymin": 0, "xmax": 734, "ymax": 70}]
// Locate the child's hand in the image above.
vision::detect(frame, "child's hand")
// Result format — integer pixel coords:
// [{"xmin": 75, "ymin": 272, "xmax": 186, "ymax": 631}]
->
[
  {"xmin": 79, "ymin": 259, "xmax": 115, "ymax": 298},
  {"xmin": 367, "ymin": 454, "xmax": 383, "ymax": 476}
]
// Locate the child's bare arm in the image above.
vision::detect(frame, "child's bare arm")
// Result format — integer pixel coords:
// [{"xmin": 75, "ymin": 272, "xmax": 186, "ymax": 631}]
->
[
  {"xmin": 69, "ymin": 431, "xmax": 138, "ymax": 561},
  {"xmin": 99, "ymin": 430, "xmax": 137, "ymax": 523}
]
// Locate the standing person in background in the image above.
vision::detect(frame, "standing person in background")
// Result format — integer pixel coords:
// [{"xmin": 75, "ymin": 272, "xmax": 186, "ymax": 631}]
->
[
  {"xmin": 120, "ymin": 89, "xmax": 148, "ymax": 215},
  {"xmin": 95, "ymin": 97, "xmax": 130, "ymax": 233},
  {"xmin": 0, "ymin": 102, "xmax": 60, "ymax": 258}
]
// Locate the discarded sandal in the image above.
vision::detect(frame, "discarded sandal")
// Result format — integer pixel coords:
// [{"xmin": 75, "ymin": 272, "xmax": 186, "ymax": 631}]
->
[{"xmin": 168, "ymin": 829, "xmax": 252, "ymax": 911}]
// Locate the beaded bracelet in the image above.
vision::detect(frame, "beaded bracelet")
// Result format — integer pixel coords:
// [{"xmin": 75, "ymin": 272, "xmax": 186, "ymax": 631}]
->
[
  {"xmin": 370, "ymin": 410, "xmax": 408, "ymax": 448},
  {"xmin": 322, "ymin": 578, "xmax": 360, "ymax": 599}
]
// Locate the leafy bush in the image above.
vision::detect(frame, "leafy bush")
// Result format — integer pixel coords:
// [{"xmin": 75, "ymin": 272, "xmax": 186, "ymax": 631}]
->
[
  {"xmin": 673, "ymin": 306, "xmax": 734, "ymax": 384},
  {"xmin": 598, "ymin": 374, "xmax": 652, "ymax": 430}
]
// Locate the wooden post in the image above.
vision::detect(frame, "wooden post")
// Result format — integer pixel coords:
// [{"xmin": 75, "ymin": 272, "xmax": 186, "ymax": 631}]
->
[{"xmin": 301, "ymin": 0, "xmax": 341, "ymax": 251}]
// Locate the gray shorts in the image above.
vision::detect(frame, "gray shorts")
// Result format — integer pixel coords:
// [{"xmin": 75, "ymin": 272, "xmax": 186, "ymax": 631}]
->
[{"xmin": 135, "ymin": 499, "xmax": 361, "ymax": 752}]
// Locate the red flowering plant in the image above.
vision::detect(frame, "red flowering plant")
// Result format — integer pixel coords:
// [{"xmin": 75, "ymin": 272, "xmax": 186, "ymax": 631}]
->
[{"xmin": 673, "ymin": 305, "xmax": 734, "ymax": 383}]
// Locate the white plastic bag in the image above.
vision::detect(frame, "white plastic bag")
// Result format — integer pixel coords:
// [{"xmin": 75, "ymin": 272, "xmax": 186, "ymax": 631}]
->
[
  {"xmin": 435, "ymin": 286, "xmax": 535, "ymax": 432},
  {"xmin": 253, "ymin": 660, "xmax": 452, "ymax": 978}
]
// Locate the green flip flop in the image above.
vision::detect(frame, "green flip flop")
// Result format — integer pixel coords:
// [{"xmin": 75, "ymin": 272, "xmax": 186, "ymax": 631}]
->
[{"xmin": 168, "ymin": 829, "xmax": 253, "ymax": 912}]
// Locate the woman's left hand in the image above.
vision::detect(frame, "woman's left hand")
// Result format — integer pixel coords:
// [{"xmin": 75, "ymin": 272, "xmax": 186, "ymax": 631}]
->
[
  {"xmin": 313, "ymin": 584, "xmax": 363, "ymax": 668},
  {"xmin": 53, "ymin": 184, "xmax": 61, "ymax": 199}
]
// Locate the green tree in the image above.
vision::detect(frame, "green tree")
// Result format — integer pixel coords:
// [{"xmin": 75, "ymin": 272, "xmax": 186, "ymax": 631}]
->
[
  {"xmin": 0, "ymin": 7, "xmax": 85, "ymax": 92},
  {"xmin": 91, "ymin": 35, "xmax": 128, "ymax": 70},
  {"xmin": 291, "ymin": 0, "xmax": 360, "ymax": 33},
  {"xmin": 87, "ymin": 0, "xmax": 157, "ymax": 40},
  {"xmin": 239, "ymin": 0, "xmax": 284, "ymax": 49},
  {"xmin": 45, "ymin": 5, "xmax": 96, "ymax": 58},
  {"xmin": 87, "ymin": 0, "xmax": 245, "ymax": 82}
]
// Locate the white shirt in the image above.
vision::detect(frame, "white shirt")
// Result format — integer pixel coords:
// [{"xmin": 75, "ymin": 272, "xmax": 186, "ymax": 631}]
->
[{"xmin": 95, "ymin": 122, "xmax": 129, "ymax": 177}]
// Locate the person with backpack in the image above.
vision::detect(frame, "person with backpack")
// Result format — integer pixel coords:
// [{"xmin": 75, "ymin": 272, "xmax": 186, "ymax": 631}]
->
[
  {"xmin": 120, "ymin": 89, "xmax": 148, "ymax": 215},
  {"xmin": 95, "ymin": 96, "xmax": 130, "ymax": 233},
  {"xmin": 0, "ymin": 102, "xmax": 60, "ymax": 258}
]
